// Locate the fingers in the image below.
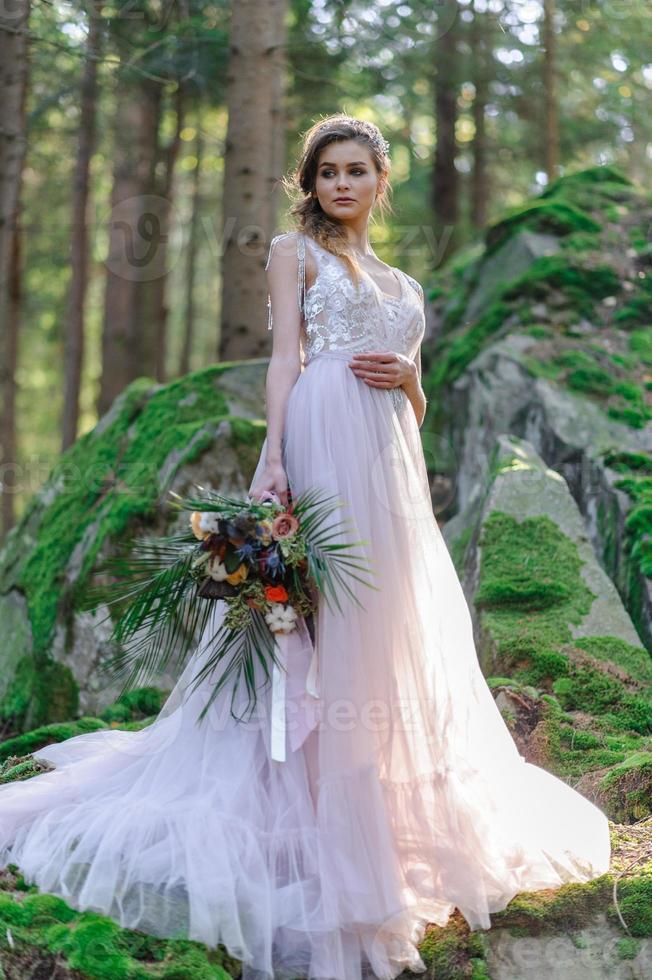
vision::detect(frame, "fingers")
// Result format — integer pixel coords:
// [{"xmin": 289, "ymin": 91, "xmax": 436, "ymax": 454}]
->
[{"xmin": 350, "ymin": 366, "xmax": 396, "ymax": 386}]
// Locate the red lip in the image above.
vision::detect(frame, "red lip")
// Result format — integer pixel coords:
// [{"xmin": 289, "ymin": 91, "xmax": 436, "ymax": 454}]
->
[{"xmin": 334, "ymin": 197, "xmax": 355, "ymax": 203}]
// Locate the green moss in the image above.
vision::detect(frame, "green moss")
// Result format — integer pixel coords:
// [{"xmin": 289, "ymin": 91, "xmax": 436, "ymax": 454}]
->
[
  {"xmin": 501, "ymin": 255, "xmax": 620, "ymax": 319},
  {"xmin": 606, "ymin": 876, "xmax": 652, "ymax": 936},
  {"xmin": 0, "ymin": 867, "xmax": 239, "ymax": 978},
  {"xmin": 427, "ymin": 300, "xmax": 512, "ymax": 391},
  {"xmin": 566, "ymin": 365, "xmax": 615, "ymax": 396},
  {"xmin": 474, "ymin": 511, "xmax": 594, "ymax": 664},
  {"xmin": 539, "ymin": 165, "xmax": 631, "ymax": 198},
  {"xmin": 474, "ymin": 503, "xmax": 652, "ymax": 788},
  {"xmin": 628, "ymin": 330, "xmax": 652, "ymax": 366},
  {"xmin": 600, "ymin": 751, "xmax": 652, "ymax": 788},
  {"xmin": 485, "ymin": 199, "xmax": 601, "ymax": 256},
  {"xmin": 572, "ymin": 635, "xmax": 652, "ymax": 688},
  {"xmin": 551, "ymin": 663, "xmax": 651, "ymax": 735},
  {"xmin": 600, "ymin": 450, "xmax": 652, "ymax": 585},
  {"xmin": 561, "ymin": 230, "xmax": 603, "ymax": 253},
  {"xmin": 99, "ymin": 686, "xmax": 168, "ymax": 724},
  {"xmin": 617, "ymin": 937, "xmax": 642, "ymax": 959},
  {"xmin": 607, "ymin": 402, "xmax": 652, "ymax": 429},
  {"xmin": 0, "ymin": 717, "xmax": 108, "ymax": 764},
  {"xmin": 490, "ymin": 876, "xmax": 613, "ymax": 933},
  {"xmin": 613, "ymin": 289, "xmax": 652, "ymax": 330},
  {"xmin": 604, "ymin": 450, "xmax": 652, "ymax": 476},
  {"xmin": 417, "ymin": 917, "xmax": 489, "ymax": 978},
  {"xmin": 517, "ymin": 340, "xmax": 651, "ymax": 431},
  {"xmin": 524, "ymin": 324, "xmax": 554, "ymax": 340},
  {"xmin": 0, "ymin": 363, "xmax": 265, "ymax": 733},
  {"xmin": 0, "ymin": 754, "xmax": 55, "ymax": 784},
  {"xmin": 0, "ymin": 656, "xmax": 79, "ymax": 731}
]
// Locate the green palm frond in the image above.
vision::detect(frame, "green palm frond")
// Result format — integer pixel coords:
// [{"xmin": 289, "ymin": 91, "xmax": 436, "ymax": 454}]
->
[
  {"xmin": 292, "ymin": 487, "xmax": 380, "ymax": 613},
  {"xmin": 185, "ymin": 607, "xmax": 283, "ymax": 724}
]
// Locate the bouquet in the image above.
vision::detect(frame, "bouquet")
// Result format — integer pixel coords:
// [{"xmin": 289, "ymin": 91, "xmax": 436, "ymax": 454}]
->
[{"xmin": 80, "ymin": 484, "xmax": 378, "ymax": 723}]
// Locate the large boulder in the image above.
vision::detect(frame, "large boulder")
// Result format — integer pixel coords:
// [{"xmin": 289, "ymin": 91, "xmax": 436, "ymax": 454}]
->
[
  {"xmin": 423, "ymin": 165, "xmax": 652, "ymax": 650},
  {"xmin": 0, "ymin": 361, "xmax": 267, "ymax": 734},
  {"xmin": 445, "ymin": 434, "xmax": 652, "ymax": 825}
]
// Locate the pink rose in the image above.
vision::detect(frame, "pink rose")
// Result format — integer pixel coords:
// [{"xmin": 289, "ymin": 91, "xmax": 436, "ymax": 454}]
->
[{"xmin": 271, "ymin": 512, "xmax": 300, "ymax": 540}]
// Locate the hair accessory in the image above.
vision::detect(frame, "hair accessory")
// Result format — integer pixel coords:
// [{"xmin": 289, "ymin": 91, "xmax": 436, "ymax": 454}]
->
[
  {"xmin": 319, "ymin": 120, "xmax": 390, "ymax": 158},
  {"xmin": 358, "ymin": 122, "xmax": 391, "ymax": 157}
]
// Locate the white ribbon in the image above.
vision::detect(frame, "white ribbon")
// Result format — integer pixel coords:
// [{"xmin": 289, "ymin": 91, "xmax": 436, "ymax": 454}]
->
[{"xmin": 270, "ymin": 632, "xmax": 320, "ymax": 762}]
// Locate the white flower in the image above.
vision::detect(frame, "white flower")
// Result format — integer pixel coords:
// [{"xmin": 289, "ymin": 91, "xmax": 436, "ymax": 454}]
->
[
  {"xmin": 199, "ymin": 512, "xmax": 221, "ymax": 534},
  {"xmin": 264, "ymin": 601, "xmax": 298, "ymax": 634},
  {"xmin": 206, "ymin": 554, "xmax": 229, "ymax": 581}
]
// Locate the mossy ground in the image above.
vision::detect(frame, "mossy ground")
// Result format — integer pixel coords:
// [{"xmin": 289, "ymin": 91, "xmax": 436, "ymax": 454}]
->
[
  {"xmin": 0, "ymin": 367, "xmax": 265, "ymax": 734},
  {"xmin": 0, "ymin": 687, "xmax": 166, "ymax": 769},
  {"xmin": 416, "ymin": 817, "xmax": 652, "ymax": 978},
  {"xmin": 2, "ymin": 820, "xmax": 648, "ymax": 980},
  {"xmin": 0, "ymin": 865, "xmax": 240, "ymax": 980}
]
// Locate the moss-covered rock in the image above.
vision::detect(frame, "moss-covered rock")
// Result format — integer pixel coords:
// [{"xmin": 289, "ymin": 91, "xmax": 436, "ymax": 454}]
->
[
  {"xmin": 0, "ymin": 362, "xmax": 267, "ymax": 736},
  {"xmin": 423, "ymin": 164, "xmax": 652, "ymax": 647},
  {"xmin": 445, "ymin": 434, "xmax": 651, "ymax": 819}
]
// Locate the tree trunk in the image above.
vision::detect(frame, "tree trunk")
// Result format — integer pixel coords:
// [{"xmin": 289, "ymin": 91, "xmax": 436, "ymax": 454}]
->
[
  {"xmin": 179, "ymin": 125, "xmax": 203, "ymax": 377},
  {"xmin": 62, "ymin": 0, "xmax": 104, "ymax": 451},
  {"xmin": 97, "ymin": 77, "xmax": 161, "ymax": 416},
  {"xmin": 0, "ymin": 0, "xmax": 30, "ymax": 536},
  {"xmin": 543, "ymin": 0, "xmax": 559, "ymax": 180},
  {"xmin": 432, "ymin": 0, "xmax": 460, "ymax": 264},
  {"xmin": 139, "ymin": 85, "xmax": 185, "ymax": 385},
  {"xmin": 470, "ymin": 0, "xmax": 490, "ymax": 231},
  {"xmin": 219, "ymin": 0, "xmax": 287, "ymax": 361},
  {"xmin": 267, "ymin": 3, "xmax": 288, "ymax": 236}
]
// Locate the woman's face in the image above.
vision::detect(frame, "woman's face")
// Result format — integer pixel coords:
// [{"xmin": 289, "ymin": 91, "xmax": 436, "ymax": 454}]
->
[{"xmin": 313, "ymin": 140, "xmax": 384, "ymax": 222}]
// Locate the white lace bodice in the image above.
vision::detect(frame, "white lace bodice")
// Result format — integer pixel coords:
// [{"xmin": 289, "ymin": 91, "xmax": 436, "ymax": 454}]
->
[{"xmin": 266, "ymin": 231, "xmax": 425, "ymax": 367}]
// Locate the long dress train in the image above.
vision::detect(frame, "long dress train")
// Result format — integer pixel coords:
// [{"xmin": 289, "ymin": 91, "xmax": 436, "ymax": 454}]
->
[{"xmin": 0, "ymin": 230, "xmax": 611, "ymax": 980}]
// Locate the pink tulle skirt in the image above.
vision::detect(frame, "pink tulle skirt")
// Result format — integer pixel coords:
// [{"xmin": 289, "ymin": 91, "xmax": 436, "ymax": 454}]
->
[{"xmin": 0, "ymin": 350, "xmax": 611, "ymax": 980}]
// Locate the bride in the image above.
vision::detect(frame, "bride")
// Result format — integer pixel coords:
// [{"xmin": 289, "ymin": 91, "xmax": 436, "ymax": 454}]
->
[{"xmin": 0, "ymin": 114, "xmax": 611, "ymax": 980}]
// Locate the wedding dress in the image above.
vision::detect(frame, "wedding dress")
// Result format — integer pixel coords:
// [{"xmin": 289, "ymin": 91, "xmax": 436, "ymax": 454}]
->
[{"xmin": 0, "ymin": 230, "xmax": 611, "ymax": 980}]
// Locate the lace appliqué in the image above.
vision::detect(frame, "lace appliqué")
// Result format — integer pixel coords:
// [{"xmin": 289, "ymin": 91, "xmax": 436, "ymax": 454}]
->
[
  {"xmin": 264, "ymin": 231, "xmax": 426, "ymax": 403},
  {"xmin": 389, "ymin": 387, "xmax": 407, "ymax": 412},
  {"xmin": 301, "ymin": 235, "xmax": 425, "ymax": 366},
  {"xmin": 265, "ymin": 232, "xmax": 306, "ymax": 331}
]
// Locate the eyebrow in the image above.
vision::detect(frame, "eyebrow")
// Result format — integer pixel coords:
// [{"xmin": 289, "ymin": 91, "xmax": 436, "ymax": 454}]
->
[{"xmin": 318, "ymin": 161, "xmax": 368, "ymax": 167}]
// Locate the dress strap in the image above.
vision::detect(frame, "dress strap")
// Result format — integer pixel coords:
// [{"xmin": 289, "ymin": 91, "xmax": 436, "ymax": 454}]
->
[{"xmin": 265, "ymin": 231, "xmax": 306, "ymax": 331}]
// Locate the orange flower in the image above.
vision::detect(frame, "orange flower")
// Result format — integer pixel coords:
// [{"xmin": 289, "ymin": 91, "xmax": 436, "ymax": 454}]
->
[
  {"xmin": 265, "ymin": 584, "xmax": 289, "ymax": 603},
  {"xmin": 226, "ymin": 563, "xmax": 249, "ymax": 585},
  {"xmin": 190, "ymin": 511, "xmax": 210, "ymax": 540}
]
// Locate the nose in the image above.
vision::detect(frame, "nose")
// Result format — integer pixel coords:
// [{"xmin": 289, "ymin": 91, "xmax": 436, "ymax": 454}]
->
[{"xmin": 336, "ymin": 174, "xmax": 350, "ymax": 190}]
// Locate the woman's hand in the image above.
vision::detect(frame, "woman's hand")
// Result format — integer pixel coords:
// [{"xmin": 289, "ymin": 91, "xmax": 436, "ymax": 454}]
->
[
  {"xmin": 348, "ymin": 350, "xmax": 417, "ymax": 391},
  {"xmin": 249, "ymin": 460, "xmax": 290, "ymax": 508}
]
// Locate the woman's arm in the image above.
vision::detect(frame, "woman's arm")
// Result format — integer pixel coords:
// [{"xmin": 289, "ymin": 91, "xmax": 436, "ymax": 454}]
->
[
  {"xmin": 401, "ymin": 345, "xmax": 427, "ymax": 428},
  {"xmin": 264, "ymin": 234, "xmax": 303, "ymax": 466},
  {"xmin": 250, "ymin": 235, "xmax": 303, "ymax": 506}
]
